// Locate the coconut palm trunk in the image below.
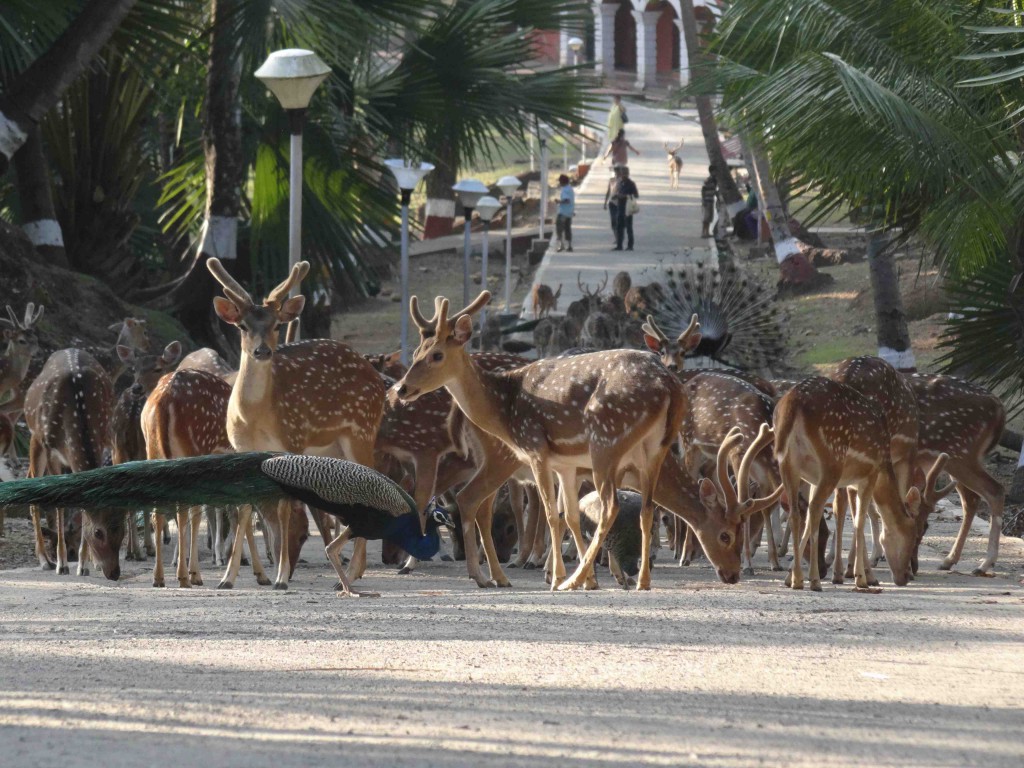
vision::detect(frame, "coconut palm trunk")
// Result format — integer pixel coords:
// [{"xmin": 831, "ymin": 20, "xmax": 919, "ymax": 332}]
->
[
  {"xmin": 12, "ymin": 125, "xmax": 67, "ymax": 267},
  {"xmin": 0, "ymin": 0, "xmax": 138, "ymax": 175},
  {"xmin": 866, "ymin": 229, "xmax": 916, "ymax": 372}
]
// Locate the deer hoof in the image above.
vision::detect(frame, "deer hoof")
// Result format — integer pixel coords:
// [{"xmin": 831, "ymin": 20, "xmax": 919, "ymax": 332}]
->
[
  {"xmin": 190, "ymin": 575, "xmax": 203, "ymax": 586},
  {"xmin": 971, "ymin": 567, "xmax": 994, "ymax": 577},
  {"xmin": 152, "ymin": 580, "xmax": 165, "ymax": 588},
  {"xmin": 476, "ymin": 579, "xmax": 496, "ymax": 588},
  {"xmin": 522, "ymin": 561, "xmax": 537, "ymax": 570},
  {"xmin": 57, "ymin": 565, "xmax": 69, "ymax": 576},
  {"xmin": 635, "ymin": 581, "xmax": 650, "ymax": 592},
  {"xmin": 273, "ymin": 581, "xmax": 288, "ymax": 590},
  {"xmin": 256, "ymin": 574, "xmax": 272, "ymax": 586},
  {"xmin": 240, "ymin": 556, "xmax": 250, "ymax": 566},
  {"xmin": 938, "ymin": 559, "xmax": 954, "ymax": 571},
  {"xmin": 743, "ymin": 566, "xmax": 755, "ymax": 577},
  {"xmin": 810, "ymin": 580, "xmax": 822, "ymax": 592},
  {"xmin": 832, "ymin": 575, "xmax": 844, "ymax": 585},
  {"xmin": 440, "ymin": 554, "xmax": 453, "ymax": 562},
  {"xmin": 76, "ymin": 565, "xmax": 89, "ymax": 577},
  {"xmin": 507, "ymin": 562, "xmax": 519, "ymax": 569},
  {"xmin": 177, "ymin": 580, "xmax": 191, "ymax": 589},
  {"xmin": 217, "ymin": 581, "xmax": 233, "ymax": 590},
  {"xmin": 771, "ymin": 564, "xmax": 784, "ymax": 572},
  {"xmin": 397, "ymin": 566, "xmax": 414, "ymax": 575}
]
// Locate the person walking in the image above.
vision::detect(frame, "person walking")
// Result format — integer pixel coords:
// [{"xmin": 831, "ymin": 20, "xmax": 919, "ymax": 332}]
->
[
  {"xmin": 555, "ymin": 174, "xmax": 575, "ymax": 252},
  {"xmin": 606, "ymin": 94, "xmax": 627, "ymax": 140},
  {"xmin": 613, "ymin": 166, "xmax": 639, "ymax": 252},
  {"xmin": 603, "ymin": 129, "xmax": 639, "ymax": 168},
  {"xmin": 603, "ymin": 166, "xmax": 621, "ymax": 243},
  {"xmin": 701, "ymin": 165, "xmax": 718, "ymax": 238}
]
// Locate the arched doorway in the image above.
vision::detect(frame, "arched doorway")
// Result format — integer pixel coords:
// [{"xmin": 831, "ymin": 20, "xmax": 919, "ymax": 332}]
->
[
  {"xmin": 655, "ymin": 2, "xmax": 680, "ymax": 73},
  {"xmin": 614, "ymin": 1, "xmax": 636, "ymax": 71}
]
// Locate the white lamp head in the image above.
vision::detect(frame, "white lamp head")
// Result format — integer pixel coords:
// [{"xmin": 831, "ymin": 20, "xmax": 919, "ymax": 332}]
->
[
  {"xmin": 385, "ymin": 159, "xmax": 434, "ymax": 192},
  {"xmin": 475, "ymin": 196, "xmax": 501, "ymax": 222},
  {"xmin": 255, "ymin": 49, "xmax": 331, "ymax": 110},
  {"xmin": 496, "ymin": 175, "xmax": 521, "ymax": 199},
  {"xmin": 452, "ymin": 178, "xmax": 489, "ymax": 210},
  {"xmin": 568, "ymin": 36, "xmax": 583, "ymax": 53}
]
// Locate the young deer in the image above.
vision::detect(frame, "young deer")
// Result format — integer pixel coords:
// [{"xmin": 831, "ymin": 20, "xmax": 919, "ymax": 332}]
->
[
  {"xmin": 906, "ymin": 373, "xmax": 1005, "ymax": 574},
  {"xmin": 207, "ymin": 258, "xmax": 385, "ymax": 594},
  {"xmin": 774, "ymin": 377, "xmax": 926, "ymax": 591},
  {"xmin": 110, "ymin": 341, "xmax": 182, "ymax": 560},
  {"xmin": 396, "ymin": 292, "xmax": 778, "ymax": 589},
  {"xmin": 24, "ymin": 349, "xmax": 124, "ymax": 578},
  {"xmin": 176, "ymin": 347, "xmax": 235, "ymax": 380},
  {"xmin": 531, "ymin": 283, "xmax": 562, "ymax": 319},
  {"xmin": 107, "ymin": 317, "xmax": 152, "ymax": 382},
  {"xmin": 0, "ymin": 302, "xmax": 44, "ymax": 419}
]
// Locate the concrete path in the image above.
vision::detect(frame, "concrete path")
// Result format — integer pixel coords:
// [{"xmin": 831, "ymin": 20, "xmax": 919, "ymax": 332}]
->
[{"xmin": 526, "ymin": 103, "xmax": 712, "ymax": 315}]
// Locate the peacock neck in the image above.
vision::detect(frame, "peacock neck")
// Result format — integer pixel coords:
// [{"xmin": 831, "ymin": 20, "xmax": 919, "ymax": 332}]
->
[{"xmin": 385, "ymin": 512, "xmax": 441, "ymax": 560}]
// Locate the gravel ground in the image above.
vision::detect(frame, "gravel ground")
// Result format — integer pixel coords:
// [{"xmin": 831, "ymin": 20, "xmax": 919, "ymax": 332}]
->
[{"xmin": 0, "ymin": 503, "xmax": 1022, "ymax": 768}]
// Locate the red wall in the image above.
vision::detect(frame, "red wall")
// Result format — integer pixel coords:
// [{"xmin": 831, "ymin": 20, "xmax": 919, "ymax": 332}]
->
[
  {"xmin": 528, "ymin": 29, "xmax": 560, "ymax": 64},
  {"xmin": 655, "ymin": 5, "xmax": 679, "ymax": 72}
]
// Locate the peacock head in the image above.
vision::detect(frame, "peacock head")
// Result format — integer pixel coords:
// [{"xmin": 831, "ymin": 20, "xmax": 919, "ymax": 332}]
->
[{"xmin": 425, "ymin": 498, "xmax": 455, "ymax": 533}]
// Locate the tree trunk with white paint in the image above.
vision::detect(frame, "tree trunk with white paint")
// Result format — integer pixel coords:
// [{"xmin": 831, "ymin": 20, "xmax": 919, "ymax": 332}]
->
[
  {"xmin": 13, "ymin": 126, "xmax": 67, "ymax": 268},
  {"xmin": 0, "ymin": 0, "xmax": 138, "ymax": 175},
  {"xmin": 867, "ymin": 229, "xmax": 915, "ymax": 372},
  {"xmin": 424, "ymin": 140, "xmax": 457, "ymax": 240}
]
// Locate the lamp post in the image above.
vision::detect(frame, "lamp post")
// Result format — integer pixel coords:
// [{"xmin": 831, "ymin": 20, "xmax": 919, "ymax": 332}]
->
[
  {"xmin": 568, "ymin": 36, "xmax": 585, "ymax": 165},
  {"xmin": 385, "ymin": 159, "xmax": 434, "ymax": 365},
  {"xmin": 496, "ymin": 175, "xmax": 520, "ymax": 318},
  {"xmin": 537, "ymin": 123, "xmax": 552, "ymax": 244},
  {"xmin": 474, "ymin": 195, "xmax": 501, "ymax": 343},
  {"xmin": 255, "ymin": 49, "xmax": 331, "ymax": 341},
  {"xmin": 452, "ymin": 178, "xmax": 488, "ymax": 307}
]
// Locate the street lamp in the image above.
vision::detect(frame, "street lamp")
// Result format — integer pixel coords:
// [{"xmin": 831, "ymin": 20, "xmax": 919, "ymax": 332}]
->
[
  {"xmin": 474, "ymin": 195, "xmax": 501, "ymax": 342},
  {"xmin": 452, "ymin": 178, "xmax": 489, "ymax": 307},
  {"xmin": 255, "ymin": 48, "xmax": 331, "ymax": 340},
  {"xmin": 537, "ymin": 123, "xmax": 553, "ymax": 244},
  {"xmin": 385, "ymin": 159, "xmax": 434, "ymax": 365},
  {"xmin": 568, "ymin": 36, "xmax": 585, "ymax": 165},
  {"xmin": 496, "ymin": 175, "xmax": 520, "ymax": 317}
]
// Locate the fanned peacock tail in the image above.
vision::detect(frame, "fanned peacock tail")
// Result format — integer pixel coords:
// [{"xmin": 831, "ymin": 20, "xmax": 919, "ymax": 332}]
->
[
  {"xmin": 0, "ymin": 453, "xmax": 286, "ymax": 513},
  {"xmin": 649, "ymin": 260, "xmax": 788, "ymax": 373}
]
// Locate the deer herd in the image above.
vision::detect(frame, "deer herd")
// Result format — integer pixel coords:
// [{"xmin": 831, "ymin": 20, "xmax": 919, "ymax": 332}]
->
[{"xmin": 0, "ymin": 259, "xmax": 1011, "ymax": 596}]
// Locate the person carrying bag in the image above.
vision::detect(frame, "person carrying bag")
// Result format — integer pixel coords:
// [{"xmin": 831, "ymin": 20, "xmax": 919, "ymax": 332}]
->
[{"xmin": 613, "ymin": 167, "xmax": 639, "ymax": 252}]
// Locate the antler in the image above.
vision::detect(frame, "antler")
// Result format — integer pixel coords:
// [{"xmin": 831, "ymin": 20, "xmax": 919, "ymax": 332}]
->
[
  {"xmin": 713, "ymin": 427, "xmax": 743, "ymax": 511},
  {"xmin": 21, "ymin": 303, "xmax": 35, "ymax": 329},
  {"xmin": 3, "ymin": 305, "xmax": 19, "ymax": 330},
  {"xmin": 924, "ymin": 452, "xmax": 956, "ymax": 504},
  {"xmin": 450, "ymin": 291, "xmax": 491, "ymax": 325},
  {"xmin": 735, "ymin": 423, "xmax": 783, "ymax": 515},
  {"xmin": 676, "ymin": 313, "xmax": 700, "ymax": 347},
  {"xmin": 265, "ymin": 261, "xmax": 311, "ymax": 307},
  {"xmin": 577, "ymin": 271, "xmax": 589, "ymax": 296},
  {"xmin": 641, "ymin": 314, "xmax": 669, "ymax": 344},
  {"xmin": 597, "ymin": 270, "xmax": 609, "ymax": 295},
  {"xmin": 207, "ymin": 258, "xmax": 255, "ymax": 310},
  {"xmin": 409, "ymin": 296, "xmax": 437, "ymax": 332}
]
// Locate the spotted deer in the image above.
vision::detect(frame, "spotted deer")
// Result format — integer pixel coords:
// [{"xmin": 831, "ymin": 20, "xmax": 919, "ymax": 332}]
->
[
  {"xmin": 531, "ymin": 283, "xmax": 562, "ymax": 319},
  {"xmin": 141, "ymin": 368, "xmax": 305, "ymax": 588},
  {"xmin": 396, "ymin": 292, "xmax": 780, "ymax": 589},
  {"xmin": 772, "ymin": 377, "xmax": 944, "ymax": 591},
  {"xmin": 107, "ymin": 317, "xmax": 152, "ymax": 381},
  {"xmin": 905, "ymin": 373, "xmax": 1005, "ymax": 575},
  {"xmin": 177, "ymin": 347, "xmax": 235, "ymax": 379},
  {"xmin": 0, "ymin": 302, "xmax": 44, "ymax": 419},
  {"xmin": 207, "ymin": 258, "xmax": 385, "ymax": 595},
  {"xmin": 24, "ymin": 349, "xmax": 124, "ymax": 578},
  {"xmin": 110, "ymin": 341, "xmax": 182, "ymax": 560}
]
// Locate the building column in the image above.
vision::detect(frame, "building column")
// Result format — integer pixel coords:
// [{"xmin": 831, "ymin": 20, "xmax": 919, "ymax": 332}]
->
[
  {"xmin": 675, "ymin": 18, "xmax": 690, "ymax": 87},
  {"xmin": 559, "ymin": 27, "xmax": 571, "ymax": 66},
  {"xmin": 594, "ymin": 2, "xmax": 617, "ymax": 75},
  {"xmin": 634, "ymin": 10, "xmax": 660, "ymax": 89}
]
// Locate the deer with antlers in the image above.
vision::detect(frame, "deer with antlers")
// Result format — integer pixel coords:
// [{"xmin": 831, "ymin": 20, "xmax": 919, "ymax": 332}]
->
[
  {"xmin": 395, "ymin": 291, "xmax": 781, "ymax": 589},
  {"xmin": 0, "ymin": 303, "xmax": 44, "ymax": 420},
  {"xmin": 773, "ymin": 377, "xmax": 937, "ymax": 591},
  {"xmin": 207, "ymin": 258, "xmax": 385, "ymax": 594}
]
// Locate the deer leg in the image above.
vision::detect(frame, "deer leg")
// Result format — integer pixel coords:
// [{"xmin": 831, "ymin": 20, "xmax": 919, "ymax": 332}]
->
[
  {"xmin": 532, "ymin": 463, "xmax": 566, "ymax": 590},
  {"xmin": 560, "ymin": 461, "xmax": 620, "ymax": 592},
  {"xmin": 76, "ymin": 518, "xmax": 89, "ymax": 577},
  {"xmin": 868, "ymin": 505, "xmax": 883, "ymax": 566},
  {"xmin": 272, "ymin": 499, "xmax": 291, "ymax": 590},
  {"xmin": 763, "ymin": 508, "xmax": 782, "ymax": 571},
  {"xmin": 53, "ymin": 508, "xmax": 69, "ymax": 575},
  {"xmin": 188, "ymin": 507, "xmax": 203, "ymax": 586},
  {"xmin": 800, "ymin": 484, "xmax": 832, "ymax": 592},
  {"xmin": 681, "ymin": 524, "xmax": 697, "ymax": 566},
  {"xmin": 31, "ymin": 507, "xmax": 53, "ymax": 570},
  {"xmin": 780, "ymin": 464, "xmax": 803, "ymax": 590},
  {"xmin": 508, "ymin": 480, "xmax": 525, "ymax": 561},
  {"xmin": 477, "ymin": 492, "xmax": 512, "ymax": 588},
  {"xmin": 940, "ymin": 485, "xmax": 981, "ymax": 571},
  {"xmin": 455, "ymin": 455, "xmax": 518, "ymax": 586},
  {"xmin": 512, "ymin": 483, "xmax": 537, "ymax": 568},
  {"xmin": 851, "ymin": 486, "xmax": 875, "ymax": 589},
  {"xmin": 218, "ymin": 507, "xmax": 246, "ymax": 590},
  {"xmin": 557, "ymin": 471, "xmax": 596, "ymax": 589},
  {"xmin": 205, "ymin": 507, "xmax": 215, "ymax": 552},
  {"xmin": 144, "ymin": 510, "xmax": 155, "ymax": 557},
  {"xmin": 174, "ymin": 509, "xmax": 190, "ymax": 588},
  {"xmin": 152, "ymin": 514, "xmax": 166, "ymax": 588},
  {"xmin": 832, "ymin": 489, "xmax": 848, "ymax": 585},
  {"xmin": 946, "ymin": 465, "xmax": 1003, "ymax": 574}
]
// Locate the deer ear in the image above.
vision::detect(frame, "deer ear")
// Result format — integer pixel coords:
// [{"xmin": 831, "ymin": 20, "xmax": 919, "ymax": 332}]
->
[
  {"xmin": 162, "ymin": 341, "xmax": 182, "ymax": 365},
  {"xmin": 452, "ymin": 315, "xmax": 474, "ymax": 346},
  {"xmin": 698, "ymin": 477, "xmax": 719, "ymax": 507},
  {"xmin": 911, "ymin": 466, "xmax": 925, "ymax": 488},
  {"xmin": 116, "ymin": 345, "xmax": 135, "ymax": 364},
  {"xmin": 643, "ymin": 334, "xmax": 663, "ymax": 353},
  {"xmin": 213, "ymin": 297, "xmax": 243, "ymax": 325},
  {"xmin": 278, "ymin": 295, "xmax": 305, "ymax": 323}
]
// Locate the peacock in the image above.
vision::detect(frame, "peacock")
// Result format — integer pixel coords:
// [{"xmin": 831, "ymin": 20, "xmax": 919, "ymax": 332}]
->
[
  {"xmin": 0, "ymin": 452, "xmax": 455, "ymax": 573},
  {"xmin": 648, "ymin": 260, "xmax": 788, "ymax": 372}
]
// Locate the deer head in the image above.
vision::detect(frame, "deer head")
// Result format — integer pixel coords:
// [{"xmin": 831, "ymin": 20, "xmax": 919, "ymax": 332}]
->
[
  {"xmin": 208, "ymin": 258, "xmax": 309, "ymax": 361},
  {"xmin": 395, "ymin": 292, "xmax": 491, "ymax": 402},
  {"xmin": 642, "ymin": 314, "xmax": 702, "ymax": 371},
  {"xmin": 2, "ymin": 303, "xmax": 44, "ymax": 357},
  {"xmin": 117, "ymin": 341, "xmax": 182, "ymax": 397},
  {"xmin": 910, "ymin": 452, "xmax": 956, "ymax": 570},
  {"xmin": 108, "ymin": 317, "xmax": 151, "ymax": 353}
]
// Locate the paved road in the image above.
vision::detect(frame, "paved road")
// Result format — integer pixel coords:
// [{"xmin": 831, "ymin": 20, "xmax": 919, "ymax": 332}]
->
[
  {"xmin": 527, "ymin": 103, "xmax": 713, "ymax": 315},
  {"xmin": 0, "ymin": 504, "xmax": 1021, "ymax": 768}
]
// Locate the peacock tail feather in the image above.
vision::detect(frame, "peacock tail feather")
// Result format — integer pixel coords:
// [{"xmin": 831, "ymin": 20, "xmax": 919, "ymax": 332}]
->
[{"xmin": 0, "ymin": 453, "xmax": 286, "ymax": 513}]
